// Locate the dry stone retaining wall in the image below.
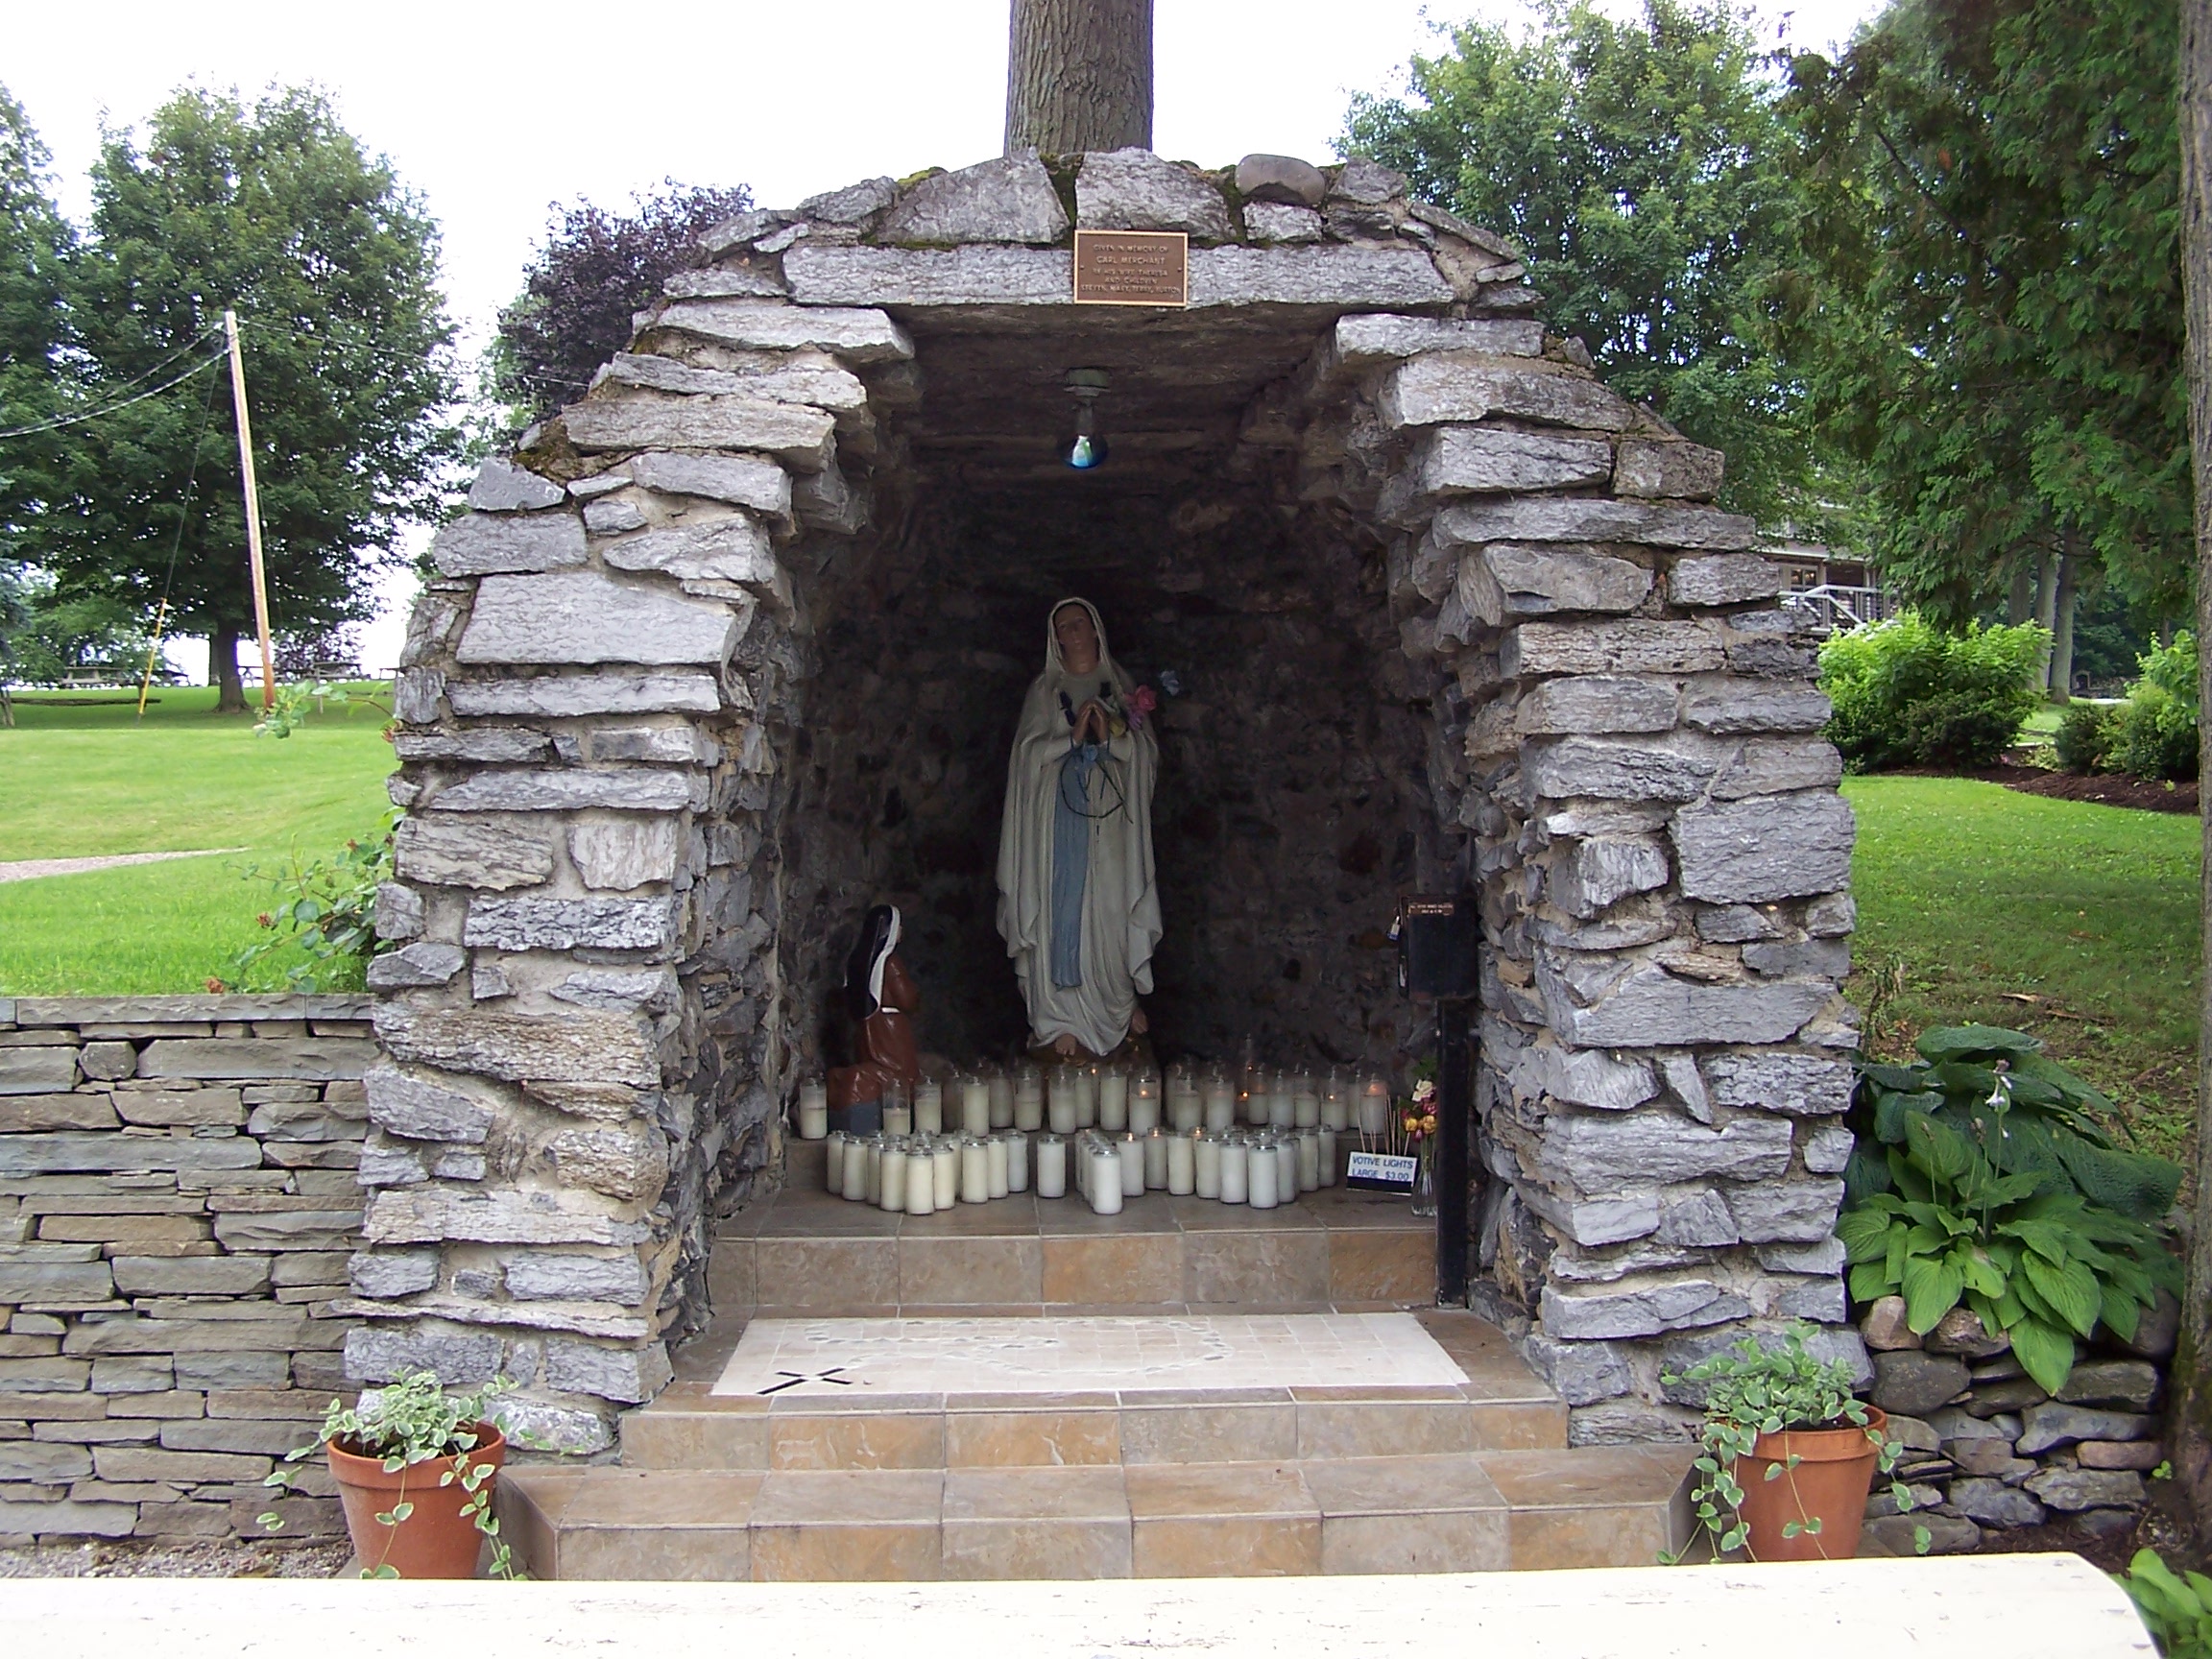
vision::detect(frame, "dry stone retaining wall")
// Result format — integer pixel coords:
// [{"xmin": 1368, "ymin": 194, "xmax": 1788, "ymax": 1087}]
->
[{"xmin": 0, "ymin": 995, "xmax": 373, "ymax": 1542}]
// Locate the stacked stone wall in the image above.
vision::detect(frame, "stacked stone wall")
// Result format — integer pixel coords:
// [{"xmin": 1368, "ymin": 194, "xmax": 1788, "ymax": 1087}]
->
[{"xmin": 0, "ymin": 995, "xmax": 372, "ymax": 1541}]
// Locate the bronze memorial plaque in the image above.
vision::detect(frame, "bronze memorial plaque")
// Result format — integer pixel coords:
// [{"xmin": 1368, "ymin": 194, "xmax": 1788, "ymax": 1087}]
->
[{"xmin": 1072, "ymin": 229, "xmax": 1189, "ymax": 306}]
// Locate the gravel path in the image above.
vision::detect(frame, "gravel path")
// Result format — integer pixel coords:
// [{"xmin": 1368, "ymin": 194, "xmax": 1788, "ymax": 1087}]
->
[{"xmin": 0, "ymin": 849, "xmax": 245, "ymax": 883}]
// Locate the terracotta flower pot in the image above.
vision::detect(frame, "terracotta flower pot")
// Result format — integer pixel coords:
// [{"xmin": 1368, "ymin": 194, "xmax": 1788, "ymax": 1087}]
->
[
  {"xmin": 327, "ymin": 1421, "xmax": 505, "ymax": 1578},
  {"xmin": 1730, "ymin": 1405, "xmax": 1887, "ymax": 1562}
]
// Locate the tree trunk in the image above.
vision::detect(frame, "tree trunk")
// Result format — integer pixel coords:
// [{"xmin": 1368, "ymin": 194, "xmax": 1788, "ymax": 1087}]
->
[
  {"xmin": 209, "ymin": 622, "xmax": 245, "ymax": 714},
  {"xmin": 2034, "ymin": 547, "xmax": 2061, "ymax": 691},
  {"xmin": 2051, "ymin": 547, "xmax": 2080, "ymax": 700},
  {"xmin": 2175, "ymin": 0, "xmax": 2212, "ymax": 1544},
  {"xmin": 2008, "ymin": 558, "xmax": 2033, "ymax": 625},
  {"xmin": 1004, "ymin": 0, "xmax": 1153, "ymax": 155}
]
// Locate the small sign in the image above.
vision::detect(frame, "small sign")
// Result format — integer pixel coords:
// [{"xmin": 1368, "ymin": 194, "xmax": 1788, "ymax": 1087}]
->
[
  {"xmin": 1073, "ymin": 229, "xmax": 1189, "ymax": 306},
  {"xmin": 1346, "ymin": 1150, "xmax": 1419, "ymax": 1193}
]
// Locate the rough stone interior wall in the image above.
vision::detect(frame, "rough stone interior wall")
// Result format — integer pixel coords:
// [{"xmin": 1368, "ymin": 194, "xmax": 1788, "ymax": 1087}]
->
[
  {"xmin": 782, "ymin": 482, "xmax": 1433, "ymax": 1074},
  {"xmin": 0, "ymin": 996, "xmax": 373, "ymax": 1542}
]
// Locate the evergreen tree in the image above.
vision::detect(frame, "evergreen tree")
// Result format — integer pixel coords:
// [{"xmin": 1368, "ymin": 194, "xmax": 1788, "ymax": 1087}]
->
[{"xmin": 0, "ymin": 85, "xmax": 75, "ymax": 565}]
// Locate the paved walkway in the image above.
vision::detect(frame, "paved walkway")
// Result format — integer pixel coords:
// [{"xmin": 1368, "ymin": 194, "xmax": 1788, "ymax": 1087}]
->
[{"xmin": 0, "ymin": 849, "xmax": 244, "ymax": 884}]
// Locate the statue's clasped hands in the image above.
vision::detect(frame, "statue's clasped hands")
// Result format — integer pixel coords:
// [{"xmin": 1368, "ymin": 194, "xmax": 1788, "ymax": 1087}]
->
[{"xmin": 1071, "ymin": 698, "xmax": 1118, "ymax": 745}]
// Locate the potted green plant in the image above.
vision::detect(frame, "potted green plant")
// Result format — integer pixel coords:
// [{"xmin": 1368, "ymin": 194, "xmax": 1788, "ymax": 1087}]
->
[
  {"xmin": 1665, "ymin": 1326, "xmax": 1921, "ymax": 1563},
  {"xmin": 262, "ymin": 1370, "xmax": 517, "ymax": 1579}
]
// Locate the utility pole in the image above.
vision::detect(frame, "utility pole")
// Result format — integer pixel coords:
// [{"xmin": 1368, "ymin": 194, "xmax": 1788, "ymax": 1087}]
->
[{"xmin": 223, "ymin": 309, "xmax": 276, "ymax": 712}]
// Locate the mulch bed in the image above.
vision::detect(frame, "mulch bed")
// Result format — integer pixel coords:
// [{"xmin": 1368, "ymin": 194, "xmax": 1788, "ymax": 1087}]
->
[{"xmin": 1888, "ymin": 761, "xmax": 2199, "ymax": 815}]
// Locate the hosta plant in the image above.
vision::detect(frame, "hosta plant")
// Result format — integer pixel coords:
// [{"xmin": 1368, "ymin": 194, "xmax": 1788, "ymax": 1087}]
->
[{"xmin": 1839, "ymin": 1026, "xmax": 2180, "ymax": 1394}]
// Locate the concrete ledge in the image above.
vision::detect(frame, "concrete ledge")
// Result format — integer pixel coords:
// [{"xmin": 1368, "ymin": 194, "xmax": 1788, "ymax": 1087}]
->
[{"xmin": 0, "ymin": 1555, "xmax": 2149, "ymax": 1656}]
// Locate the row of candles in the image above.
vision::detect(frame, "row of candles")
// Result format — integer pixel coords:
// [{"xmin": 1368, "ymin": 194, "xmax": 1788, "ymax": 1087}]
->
[
  {"xmin": 822, "ymin": 1121, "xmax": 1344, "ymax": 1215},
  {"xmin": 792, "ymin": 1062, "xmax": 1395, "ymax": 1142}
]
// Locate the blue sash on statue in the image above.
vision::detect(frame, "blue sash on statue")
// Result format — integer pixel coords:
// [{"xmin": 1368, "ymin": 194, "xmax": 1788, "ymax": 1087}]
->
[{"xmin": 1050, "ymin": 742, "xmax": 1101, "ymax": 989}]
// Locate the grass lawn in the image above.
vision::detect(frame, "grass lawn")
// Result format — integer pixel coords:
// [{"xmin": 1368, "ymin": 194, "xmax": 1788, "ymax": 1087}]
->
[
  {"xmin": 1843, "ymin": 774, "xmax": 2200, "ymax": 1164},
  {"xmin": 0, "ymin": 685, "xmax": 397, "ymax": 995}
]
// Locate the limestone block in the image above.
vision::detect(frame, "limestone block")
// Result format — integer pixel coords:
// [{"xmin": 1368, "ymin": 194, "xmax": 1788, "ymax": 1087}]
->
[
  {"xmin": 390, "ymin": 729, "xmax": 553, "ymax": 764},
  {"xmin": 1502, "ymin": 620, "xmax": 1725, "ymax": 677},
  {"xmin": 394, "ymin": 819, "xmax": 553, "ymax": 891},
  {"xmin": 394, "ymin": 667, "xmax": 445, "ymax": 724},
  {"xmin": 373, "ymin": 1005, "xmax": 660, "ymax": 1088},
  {"xmin": 2018, "ymin": 1402, "xmax": 2157, "ymax": 1454},
  {"xmin": 1654, "ymin": 1190, "xmax": 1738, "ymax": 1246},
  {"xmin": 364, "ymin": 944, "xmax": 465, "ymax": 992},
  {"xmin": 1450, "ymin": 496, "xmax": 1761, "ymax": 555},
  {"xmin": 1236, "ymin": 153, "xmax": 1327, "ymax": 206},
  {"xmin": 1513, "ymin": 676, "xmax": 1678, "ymax": 736},
  {"xmin": 1539, "ymin": 1278, "xmax": 1752, "ymax": 1340},
  {"xmin": 348, "ymin": 1249, "xmax": 440, "ymax": 1298},
  {"xmin": 563, "ymin": 397, "xmax": 834, "ymax": 470},
  {"xmin": 1614, "ymin": 439, "xmax": 1724, "ymax": 501},
  {"xmin": 1710, "ymin": 738, "xmax": 1844, "ymax": 801},
  {"xmin": 1520, "ymin": 1334, "xmax": 1635, "ymax": 1406},
  {"xmin": 1568, "ymin": 970, "xmax": 1832, "ymax": 1048},
  {"xmin": 1799, "ymin": 1124, "xmax": 1856, "ymax": 1175},
  {"xmin": 598, "ymin": 352, "xmax": 868, "ymax": 415},
  {"xmin": 0, "ymin": 1251, "xmax": 113, "ymax": 1302},
  {"xmin": 568, "ymin": 819, "xmax": 682, "ymax": 891},
  {"xmin": 1419, "ymin": 427, "xmax": 1614, "ymax": 498},
  {"xmin": 798, "ymin": 175, "xmax": 898, "ymax": 225},
  {"xmin": 1186, "ymin": 245, "xmax": 1453, "ymax": 309},
  {"xmin": 545, "ymin": 1125, "xmax": 669, "ymax": 1202},
  {"xmin": 1382, "ymin": 355, "xmax": 1642, "ymax": 432},
  {"xmin": 364, "ymin": 1063, "xmax": 496, "ymax": 1142},
  {"xmin": 0, "ymin": 1499, "xmax": 135, "ymax": 1536},
  {"xmin": 445, "ymin": 671, "xmax": 721, "ymax": 719},
  {"xmin": 582, "ymin": 498, "xmax": 646, "ymax": 536},
  {"xmin": 0, "ymin": 1093, "xmax": 119, "ymax": 1131},
  {"xmin": 1541, "ymin": 1108, "xmax": 1792, "ymax": 1189},
  {"xmin": 467, "ymin": 458, "xmax": 568, "ymax": 514},
  {"xmin": 1525, "ymin": 1188, "xmax": 1665, "ymax": 1246},
  {"xmin": 358, "ymin": 1141, "xmax": 427, "ymax": 1185},
  {"xmin": 879, "ymin": 155, "xmax": 1069, "ymax": 245},
  {"xmin": 1332, "ymin": 314, "xmax": 1544, "ymax": 365},
  {"xmin": 1722, "ymin": 1178, "xmax": 1845, "ymax": 1243},
  {"xmin": 1525, "ymin": 737, "xmax": 1714, "ymax": 803},
  {"xmin": 429, "ymin": 512, "xmax": 586, "ymax": 578},
  {"xmin": 662, "ymin": 264, "xmax": 785, "ymax": 299},
  {"xmin": 2024, "ymin": 1467, "xmax": 2147, "ymax": 1512},
  {"xmin": 364, "ymin": 1187, "xmax": 651, "ymax": 1247},
  {"xmin": 1461, "ymin": 544, "xmax": 1651, "ymax": 625},
  {"xmin": 1329, "ymin": 157, "xmax": 1407, "ymax": 205},
  {"xmin": 542, "ymin": 1336, "xmax": 672, "ymax": 1405},
  {"xmin": 344, "ymin": 1323, "xmax": 504, "ymax": 1386},
  {"xmin": 455, "ymin": 572, "xmax": 739, "ymax": 668},
  {"xmin": 783, "ymin": 244, "xmax": 1070, "ymax": 307},
  {"xmin": 1680, "ymin": 684, "xmax": 1832, "ymax": 734},
  {"xmin": 2056, "ymin": 1360, "xmax": 2160, "ymax": 1412},
  {"xmin": 426, "ymin": 769, "xmax": 696, "ymax": 814},
  {"xmin": 1671, "ymin": 552, "xmax": 1787, "ymax": 606},
  {"xmin": 1556, "ymin": 836, "xmax": 1670, "ymax": 917},
  {"xmin": 648, "ymin": 298, "xmax": 913, "ymax": 363},
  {"xmin": 134, "ymin": 1038, "xmax": 372, "ymax": 1081},
  {"xmin": 1506, "ymin": 1044, "xmax": 1657, "ymax": 1112},
  {"xmin": 1075, "ymin": 149, "xmax": 1235, "ymax": 240},
  {"xmin": 1672, "ymin": 795, "xmax": 1856, "ymax": 904},
  {"xmin": 523, "ymin": 1081, "xmax": 654, "ymax": 1123},
  {"xmin": 550, "ymin": 970, "xmax": 677, "ymax": 1013},
  {"xmin": 1243, "ymin": 203, "xmax": 1322, "ymax": 244},
  {"xmin": 503, "ymin": 1252, "xmax": 648, "ymax": 1304},
  {"xmin": 400, "ymin": 593, "xmax": 463, "ymax": 669},
  {"xmin": 484, "ymin": 1390, "xmax": 613, "ymax": 1455},
  {"xmin": 0, "ymin": 1046, "xmax": 75, "ymax": 1094},
  {"xmin": 1701, "ymin": 1052, "xmax": 1853, "ymax": 1117},
  {"xmin": 1743, "ymin": 938, "xmax": 1852, "ymax": 978},
  {"xmin": 628, "ymin": 451, "xmax": 791, "ymax": 517},
  {"xmin": 600, "ymin": 516, "xmax": 777, "ymax": 586},
  {"xmin": 463, "ymin": 897, "xmax": 677, "ymax": 953}
]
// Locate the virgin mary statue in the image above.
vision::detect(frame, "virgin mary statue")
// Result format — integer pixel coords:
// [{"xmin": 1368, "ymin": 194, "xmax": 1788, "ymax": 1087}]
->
[{"xmin": 996, "ymin": 598, "xmax": 1162, "ymax": 1058}]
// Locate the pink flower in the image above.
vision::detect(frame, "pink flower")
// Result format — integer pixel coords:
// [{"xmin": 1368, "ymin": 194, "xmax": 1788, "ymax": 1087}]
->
[{"xmin": 1125, "ymin": 684, "xmax": 1159, "ymax": 728}]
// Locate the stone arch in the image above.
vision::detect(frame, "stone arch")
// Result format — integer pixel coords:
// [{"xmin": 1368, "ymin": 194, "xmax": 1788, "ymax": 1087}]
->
[{"xmin": 354, "ymin": 148, "xmax": 1863, "ymax": 1451}]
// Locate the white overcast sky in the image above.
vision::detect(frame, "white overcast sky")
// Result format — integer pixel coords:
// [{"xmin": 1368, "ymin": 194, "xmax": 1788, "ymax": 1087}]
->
[{"xmin": 10, "ymin": 0, "xmax": 1883, "ymax": 674}]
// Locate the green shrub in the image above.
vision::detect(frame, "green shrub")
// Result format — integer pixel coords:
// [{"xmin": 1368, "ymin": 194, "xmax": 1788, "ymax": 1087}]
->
[
  {"xmin": 2121, "ymin": 1547, "xmax": 2212, "ymax": 1658},
  {"xmin": 1819, "ymin": 613, "xmax": 2047, "ymax": 772},
  {"xmin": 2056, "ymin": 701, "xmax": 2118, "ymax": 772},
  {"xmin": 2105, "ymin": 633, "xmax": 2200, "ymax": 782}
]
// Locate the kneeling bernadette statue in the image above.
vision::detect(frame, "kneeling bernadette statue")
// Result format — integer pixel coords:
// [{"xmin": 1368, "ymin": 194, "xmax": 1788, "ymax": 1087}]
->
[{"xmin": 995, "ymin": 598, "xmax": 1162, "ymax": 1060}]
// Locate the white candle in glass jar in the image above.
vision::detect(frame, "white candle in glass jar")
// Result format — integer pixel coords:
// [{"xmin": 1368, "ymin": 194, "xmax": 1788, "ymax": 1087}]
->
[
  {"xmin": 825, "ymin": 1131, "xmax": 847, "ymax": 1191},
  {"xmin": 960, "ymin": 1137, "xmax": 991, "ymax": 1204},
  {"xmin": 864, "ymin": 1139, "xmax": 883, "ymax": 1206},
  {"xmin": 1003, "ymin": 1131, "xmax": 1029, "ymax": 1193},
  {"xmin": 1266, "ymin": 1074, "xmax": 1294, "ymax": 1128},
  {"xmin": 988, "ymin": 1070, "xmax": 1015, "ymax": 1130},
  {"xmin": 933, "ymin": 1140, "xmax": 959, "ymax": 1210},
  {"xmin": 1074, "ymin": 1067, "xmax": 1098, "ymax": 1129},
  {"xmin": 842, "ymin": 1137, "xmax": 870, "ymax": 1202},
  {"xmin": 1169, "ymin": 1081, "xmax": 1200, "ymax": 1134},
  {"xmin": 878, "ymin": 1144, "xmax": 907, "ymax": 1213},
  {"xmin": 1248, "ymin": 1142, "xmax": 1279, "ymax": 1209},
  {"xmin": 884, "ymin": 1101, "xmax": 913, "ymax": 1138},
  {"xmin": 1142, "ymin": 1128, "xmax": 1168, "ymax": 1190},
  {"xmin": 1090, "ymin": 1144, "xmax": 1125, "ymax": 1214},
  {"xmin": 1167, "ymin": 1131, "xmax": 1195, "ymax": 1195},
  {"xmin": 1321, "ymin": 1076, "xmax": 1350, "ymax": 1132},
  {"xmin": 1274, "ymin": 1139, "xmax": 1300, "ymax": 1205},
  {"xmin": 1036, "ymin": 1134, "xmax": 1068, "ymax": 1199},
  {"xmin": 1293, "ymin": 1075, "xmax": 1319, "ymax": 1129},
  {"xmin": 961, "ymin": 1075, "xmax": 991, "ymax": 1136},
  {"xmin": 1203, "ymin": 1076, "xmax": 1237, "ymax": 1132},
  {"xmin": 1118, "ymin": 1134, "xmax": 1145, "ymax": 1197},
  {"xmin": 914, "ymin": 1079, "xmax": 944, "ymax": 1136},
  {"xmin": 1131, "ymin": 1077, "xmax": 1160, "ymax": 1136},
  {"xmin": 1015, "ymin": 1068, "xmax": 1045, "ymax": 1132},
  {"xmin": 1193, "ymin": 1131, "xmax": 1221, "ymax": 1198},
  {"xmin": 1100, "ymin": 1068, "xmax": 1129, "ymax": 1131},
  {"xmin": 1295, "ymin": 1131, "xmax": 1319, "ymax": 1192},
  {"xmin": 1047, "ymin": 1070, "xmax": 1077, "ymax": 1135},
  {"xmin": 986, "ymin": 1133, "xmax": 1010, "ymax": 1198},
  {"xmin": 1219, "ymin": 1137, "xmax": 1249, "ymax": 1204},
  {"xmin": 1317, "ymin": 1127, "xmax": 1338, "ymax": 1188},
  {"xmin": 798, "ymin": 1080, "xmax": 829, "ymax": 1141},
  {"xmin": 1358, "ymin": 1077, "xmax": 1390, "ymax": 1137}
]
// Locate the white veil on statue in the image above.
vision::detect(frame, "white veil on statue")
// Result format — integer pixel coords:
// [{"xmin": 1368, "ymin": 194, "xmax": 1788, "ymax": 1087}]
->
[{"xmin": 995, "ymin": 597, "xmax": 1161, "ymax": 1056}]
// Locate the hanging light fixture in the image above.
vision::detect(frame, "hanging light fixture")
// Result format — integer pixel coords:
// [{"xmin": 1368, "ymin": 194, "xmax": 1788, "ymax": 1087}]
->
[{"xmin": 1063, "ymin": 368, "xmax": 1110, "ymax": 469}]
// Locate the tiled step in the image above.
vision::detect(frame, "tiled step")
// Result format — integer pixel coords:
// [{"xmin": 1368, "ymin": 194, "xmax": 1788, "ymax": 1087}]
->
[{"xmin": 499, "ymin": 1447, "xmax": 1695, "ymax": 1580}]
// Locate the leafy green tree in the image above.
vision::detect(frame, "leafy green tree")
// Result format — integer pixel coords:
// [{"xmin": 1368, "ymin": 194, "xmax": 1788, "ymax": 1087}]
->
[
  {"xmin": 43, "ymin": 87, "xmax": 463, "ymax": 711},
  {"xmin": 1343, "ymin": 0, "xmax": 1817, "ymax": 525},
  {"xmin": 0, "ymin": 85, "xmax": 75, "ymax": 564},
  {"xmin": 1778, "ymin": 0, "xmax": 2186, "ymax": 633},
  {"xmin": 0, "ymin": 563, "xmax": 152, "ymax": 685}
]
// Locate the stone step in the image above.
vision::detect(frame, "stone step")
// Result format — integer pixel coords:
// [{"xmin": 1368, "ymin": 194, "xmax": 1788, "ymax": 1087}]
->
[{"xmin": 499, "ymin": 1447, "xmax": 1695, "ymax": 1579}]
